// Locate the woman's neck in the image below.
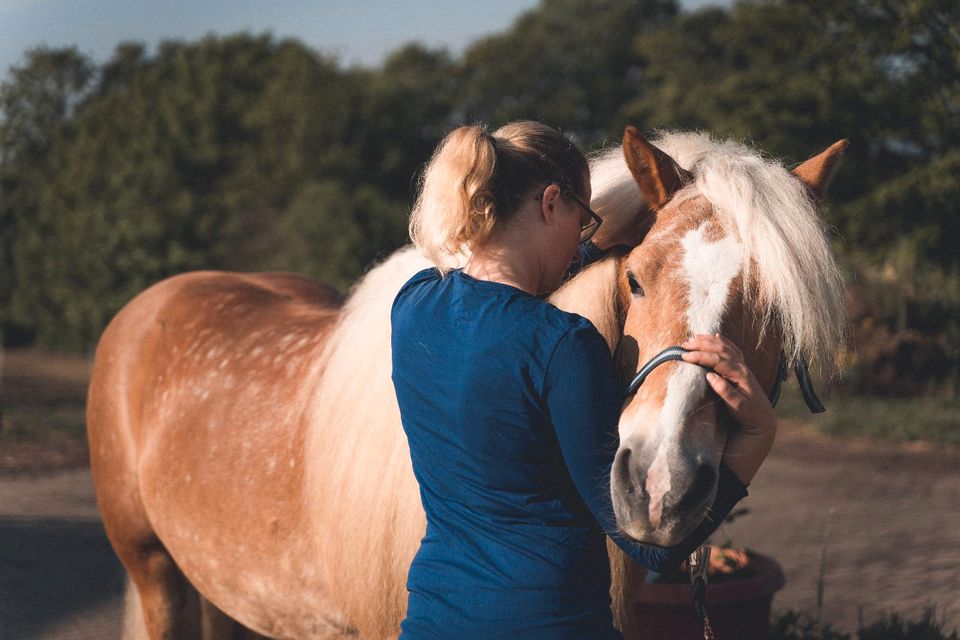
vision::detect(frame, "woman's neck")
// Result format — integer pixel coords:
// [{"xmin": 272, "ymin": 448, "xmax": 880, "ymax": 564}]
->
[{"xmin": 462, "ymin": 241, "xmax": 543, "ymax": 296}]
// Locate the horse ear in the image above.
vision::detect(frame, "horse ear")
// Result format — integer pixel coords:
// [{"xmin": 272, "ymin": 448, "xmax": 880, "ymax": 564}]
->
[
  {"xmin": 622, "ymin": 126, "xmax": 692, "ymax": 209},
  {"xmin": 793, "ymin": 139, "xmax": 849, "ymax": 199}
]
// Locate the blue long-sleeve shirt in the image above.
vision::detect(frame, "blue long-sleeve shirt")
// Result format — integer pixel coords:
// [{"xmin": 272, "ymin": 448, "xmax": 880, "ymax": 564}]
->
[{"xmin": 390, "ymin": 260, "xmax": 747, "ymax": 639}]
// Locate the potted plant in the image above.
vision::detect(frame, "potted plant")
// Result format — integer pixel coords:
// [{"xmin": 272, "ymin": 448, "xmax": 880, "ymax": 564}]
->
[{"xmin": 613, "ymin": 509, "xmax": 786, "ymax": 640}]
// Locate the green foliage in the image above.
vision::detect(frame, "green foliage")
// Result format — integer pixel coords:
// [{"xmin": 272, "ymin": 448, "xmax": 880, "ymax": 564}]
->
[
  {"xmin": 626, "ymin": 0, "xmax": 959, "ymax": 256},
  {"xmin": 258, "ymin": 179, "xmax": 408, "ymax": 291},
  {"xmin": 820, "ymin": 394, "xmax": 960, "ymax": 443},
  {"xmin": 0, "ymin": 0, "xmax": 958, "ymax": 393},
  {"xmin": 841, "ymin": 249, "xmax": 960, "ymax": 396},
  {"xmin": 858, "ymin": 607, "xmax": 960, "ymax": 640},
  {"xmin": 0, "ymin": 47, "xmax": 95, "ymax": 345},
  {"xmin": 0, "ymin": 47, "xmax": 94, "ymax": 164},
  {"xmin": 843, "ymin": 152, "xmax": 960, "ymax": 268},
  {"xmin": 2, "ymin": 35, "xmax": 390, "ymax": 350},
  {"xmin": 351, "ymin": 44, "xmax": 459, "ymax": 201},
  {"xmin": 459, "ymin": 0, "xmax": 678, "ymax": 141}
]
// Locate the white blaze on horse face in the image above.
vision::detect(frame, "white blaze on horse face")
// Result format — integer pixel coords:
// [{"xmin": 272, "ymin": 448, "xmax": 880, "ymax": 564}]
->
[
  {"xmin": 638, "ymin": 223, "xmax": 743, "ymax": 527},
  {"xmin": 681, "ymin": 223, "xmax": 743, "ymax": 334},
  {"xmin": 645, "ymin": 441, "xmax": 671, "ymax": 528},
  {"xmin": 660, "ymin": 223, "xmax": 742, "ymax": 437}
]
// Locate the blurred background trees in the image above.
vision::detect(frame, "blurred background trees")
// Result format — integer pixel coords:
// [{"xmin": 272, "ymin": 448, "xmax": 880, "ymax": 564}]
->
[{"xmin": 1, "ymin": 0, "xmax": 957, "ymax": 396}]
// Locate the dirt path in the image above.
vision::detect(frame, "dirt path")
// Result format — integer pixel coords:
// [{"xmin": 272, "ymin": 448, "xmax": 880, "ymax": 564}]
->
[
  {"xmin": 0, "ymin": 469, "xmax": 124, "ymax": 639},
  {"xmin": 723, "ymin": 421, "xmax": 960, "ymax": 632},
  {"xmin": 1, "ymin": 423, "xmax": 958, "ymax": 638}
]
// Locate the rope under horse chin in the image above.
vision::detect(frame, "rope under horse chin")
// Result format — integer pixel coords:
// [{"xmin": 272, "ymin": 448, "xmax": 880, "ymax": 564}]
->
[{"xmin": 688, "ymin": 546, "xmax": 718, "ymax": 640}]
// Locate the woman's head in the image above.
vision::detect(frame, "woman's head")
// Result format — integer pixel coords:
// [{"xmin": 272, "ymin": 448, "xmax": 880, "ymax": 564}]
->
[{"xmin": 410, "ymin": 121, "xmax": 591, "ymax": 271}]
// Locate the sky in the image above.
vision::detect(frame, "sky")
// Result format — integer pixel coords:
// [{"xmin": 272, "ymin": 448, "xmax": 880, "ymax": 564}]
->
[{"xmin": 0, "ymin": 0, "xmax": 728, "ymax": 77}]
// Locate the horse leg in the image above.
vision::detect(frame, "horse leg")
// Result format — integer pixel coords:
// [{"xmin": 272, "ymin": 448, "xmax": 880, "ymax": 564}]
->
[
  {"xmin": 201, "ymin": 598, "xmax": 271, "ymax": 639},
  {"xmin": 88, "ymin": 300, "xmax": 209, "ymax": 638},
  {"xmin": 92, "ymin": 444, "xmax": 203, "ymax": 639},
  {"xmin": 116, "ymin": 538, "xmax": 202, "ymax": 639}
]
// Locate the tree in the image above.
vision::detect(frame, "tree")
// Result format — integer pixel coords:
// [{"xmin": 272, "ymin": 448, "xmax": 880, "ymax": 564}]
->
[
  {"xmin": 5, "ymin": 35, "xmax": 364, "ymax": 349},
  {"xmin": 459, "ymin": 0, "xmax": 679, "ymax": 143},
  {"xmin": 259, "ymin": 179, "xmax": 408, "ymax": 291},
  {"xmin": 350, "ymin": 44, "xmax": 459, "ymax": 202},
  {"xmin": 0, "ymin": 47, "xmax": 94, "ymax": 345},
  {"xmin": 625, "ymin": 0, "xmax": 960, "ymax": 262}
]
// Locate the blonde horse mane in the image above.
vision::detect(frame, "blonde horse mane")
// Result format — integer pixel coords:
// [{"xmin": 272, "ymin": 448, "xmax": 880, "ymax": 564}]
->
[
  {"xmin": 589, "ymin": 131, "xmax": 847, "ymax": 378},
  {"xmin": 302, "ymin": 246, "xmax": 434, "ymax": 637}
]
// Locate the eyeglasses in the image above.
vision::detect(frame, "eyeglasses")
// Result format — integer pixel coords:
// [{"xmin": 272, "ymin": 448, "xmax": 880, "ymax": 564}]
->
[
  {"xmin": 568, "ymin": 192, "xmax": 603, "ymax": 244},
  {"xmin": 535, "ymin": 186, "xmax": 603, "ymax": 245}
]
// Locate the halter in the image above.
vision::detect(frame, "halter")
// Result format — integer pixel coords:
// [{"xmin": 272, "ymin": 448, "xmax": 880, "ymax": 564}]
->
[{"xmin": 624, "ymin": 346, "xmax": 825, "ymax": 413}]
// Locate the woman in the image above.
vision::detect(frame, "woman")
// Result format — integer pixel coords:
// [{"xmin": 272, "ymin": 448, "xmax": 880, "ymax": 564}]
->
[{"xmin": 390, "ymin": 122, "xmax": 776, "ymax": 639}]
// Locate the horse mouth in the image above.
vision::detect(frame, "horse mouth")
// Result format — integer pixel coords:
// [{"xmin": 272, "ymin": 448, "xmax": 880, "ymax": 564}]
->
[
  {"xmin": 615, "ymin": 512, "xmax": 701, "ymax": 548},
  {"xmin": 611, "ymin": 465, "xmax": 719, "ymax": 547}
]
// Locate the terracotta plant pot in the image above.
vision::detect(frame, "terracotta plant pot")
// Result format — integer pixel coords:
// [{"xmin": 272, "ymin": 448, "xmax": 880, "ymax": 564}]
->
[{"xmin": 626, "ymin": 551, "xmax": 786, "ymax": 640}]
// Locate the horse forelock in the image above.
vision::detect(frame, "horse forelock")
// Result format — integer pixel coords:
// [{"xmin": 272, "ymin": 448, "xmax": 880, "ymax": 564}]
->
[{"xmin": 590, "ymin": 131, "xmax": 847, "ymax": 380}]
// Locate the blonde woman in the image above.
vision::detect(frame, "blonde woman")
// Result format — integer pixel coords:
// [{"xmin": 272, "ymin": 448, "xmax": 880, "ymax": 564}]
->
[{"xmin": 390, "ymin": 121, "xmax": 775, "ymax": 639}]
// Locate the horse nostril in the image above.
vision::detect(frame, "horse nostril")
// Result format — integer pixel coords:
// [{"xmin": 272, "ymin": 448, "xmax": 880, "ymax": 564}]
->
[
  {"xmin": 675, "ymin": 464, "xmax": 716, "ymax": 512},
  {"xmin": 615, "ymin": 447, "xmax": 650, "ymax": 503},
  {"xmin": 616, "ymin": 447, "xmax": 633, "ymax": 494}
]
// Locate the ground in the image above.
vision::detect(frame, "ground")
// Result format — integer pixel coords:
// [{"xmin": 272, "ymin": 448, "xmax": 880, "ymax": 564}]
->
[{"xmin": 0, "ymin": 421, "xmax": 958, "ymax": 638}]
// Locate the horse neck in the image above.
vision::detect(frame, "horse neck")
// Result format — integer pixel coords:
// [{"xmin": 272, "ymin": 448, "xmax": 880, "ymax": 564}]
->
[{"xmin": 548, "ymin": 255, "xmax": 625, "ymax": 354}]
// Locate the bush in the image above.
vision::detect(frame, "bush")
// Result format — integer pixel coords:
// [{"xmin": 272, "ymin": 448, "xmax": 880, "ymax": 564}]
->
[{"xmin": 770, "ymin": 607, "xmax": 959, "ymax": 640}]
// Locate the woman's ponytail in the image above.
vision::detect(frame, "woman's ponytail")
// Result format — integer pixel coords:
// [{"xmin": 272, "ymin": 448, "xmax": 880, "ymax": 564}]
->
[{"xmin": 410, "ymin": 125, "xmax": 498, "ymax": 271}]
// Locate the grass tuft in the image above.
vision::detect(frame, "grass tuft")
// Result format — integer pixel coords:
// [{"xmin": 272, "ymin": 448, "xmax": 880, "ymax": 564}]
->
[
  {"xmin": 775, "ymin": 385, "xmax": 960, "ymax": 445},
  {"xmin": 770, "ymin": 607, "xmax": 959, "ymax": 640}
]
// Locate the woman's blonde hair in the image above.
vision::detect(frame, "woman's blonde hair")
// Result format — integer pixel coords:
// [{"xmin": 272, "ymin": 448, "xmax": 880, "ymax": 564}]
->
[{"xmin": 409, "ymin": 121, "xmax": 589, "ymax": 271}]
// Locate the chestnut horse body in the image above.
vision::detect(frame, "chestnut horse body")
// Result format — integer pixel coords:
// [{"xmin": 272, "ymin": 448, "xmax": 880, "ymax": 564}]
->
[{"xmin": 87, "ymin": 131, "xmax": 847, "ymax": 639}]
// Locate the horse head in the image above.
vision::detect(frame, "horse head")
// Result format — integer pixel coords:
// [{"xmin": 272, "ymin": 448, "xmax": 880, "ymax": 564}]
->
[{"xmin": 555, "ymin": 127, "xmax": 848, "ymax": 547}]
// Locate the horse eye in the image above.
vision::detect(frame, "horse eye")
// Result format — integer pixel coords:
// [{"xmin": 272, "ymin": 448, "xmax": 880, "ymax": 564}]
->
[{"xmin": 626, "ymin": 271, "xmax": 644, "ymax": 297}]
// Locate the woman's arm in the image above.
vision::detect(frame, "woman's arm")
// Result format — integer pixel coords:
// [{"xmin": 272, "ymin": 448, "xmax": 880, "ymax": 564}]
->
[{"xmin": 542, "ymin": 324, "xmax": 748, "ymax": 573}]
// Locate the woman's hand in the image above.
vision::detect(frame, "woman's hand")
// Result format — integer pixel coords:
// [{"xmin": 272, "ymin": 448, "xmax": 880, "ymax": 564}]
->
[{"xmin": 680, "ymin": 333, "xmax": 777, "ymax": 486}]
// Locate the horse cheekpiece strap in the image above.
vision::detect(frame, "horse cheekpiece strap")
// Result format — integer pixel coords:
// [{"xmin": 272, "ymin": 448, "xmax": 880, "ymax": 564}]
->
[
  {"xmin": 793, "ymin": 354, "xmax": 825, "ymax": 413},
  {"xmin": 624, "ymin": 346, "xmax": 689, "ymax": 396},
  {"xmin": 624, "ymin": 346, "xmax": 825, "ymax": 413}
]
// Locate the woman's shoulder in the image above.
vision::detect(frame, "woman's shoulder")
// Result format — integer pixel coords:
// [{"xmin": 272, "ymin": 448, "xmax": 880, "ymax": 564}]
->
[
  {"xmin": 391, "ymin": 266, "xmax": 442, "ymax": 314},
  {"xmin": 397, "ymin": 266, "xmax": 441, "ymax": 296},
  {"xmin": 390, "ymin": 266, "xmax": 603, "ymax": 344},
  {"xmin": 540, "ymin": 303, "xmax": 600, "ymax": 339}
]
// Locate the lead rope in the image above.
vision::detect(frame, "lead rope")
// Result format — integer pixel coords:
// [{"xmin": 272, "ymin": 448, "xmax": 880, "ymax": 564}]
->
[{"xmin": 688, "ymin": 546, "xmax": 718, "ymax": 640}]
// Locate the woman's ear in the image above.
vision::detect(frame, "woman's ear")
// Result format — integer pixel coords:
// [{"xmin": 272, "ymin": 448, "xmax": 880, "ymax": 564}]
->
[{"xmin": 539, "ymin": 183, "xmax": 563, "ymax": 225}]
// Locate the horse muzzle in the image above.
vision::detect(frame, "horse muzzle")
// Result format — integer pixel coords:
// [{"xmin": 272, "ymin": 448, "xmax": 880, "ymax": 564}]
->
[{"xmin": 611, "ymin": 443, "xmax": 718, "ymax": 547}]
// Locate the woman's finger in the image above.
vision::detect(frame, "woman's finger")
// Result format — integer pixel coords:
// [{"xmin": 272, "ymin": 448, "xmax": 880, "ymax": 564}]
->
[
  {"xmin": 711, "ymin": 357, "xmax": 751, "ymax": 383},
  {"xmin": 682, "ymin": 334, "xmax": 743, "ymax": 359},
  {"xmin": 705, "ymin": 371, "xmax": 747, "ymax": 409},
  {"xmin": 681, "ymin": 335, "xmax": 722, "ymax": 352},
  {"xmin": 680, "ymin": 349, "xmax": 721, "ymax": 368},
  {"xmin": 680, "ymin": 350, "xmax": 748, "ymax": 383}
]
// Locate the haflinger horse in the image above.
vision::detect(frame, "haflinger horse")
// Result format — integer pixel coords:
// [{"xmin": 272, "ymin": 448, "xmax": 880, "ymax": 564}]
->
[{"xmin": 87, "ymin": 127, "xmax": 847, "ymax": 640}]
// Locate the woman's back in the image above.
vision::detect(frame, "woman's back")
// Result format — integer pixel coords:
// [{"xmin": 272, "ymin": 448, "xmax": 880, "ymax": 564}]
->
[{"xmin": 391, "ymin": 266, "xmax": 623, "ymax": 639}]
